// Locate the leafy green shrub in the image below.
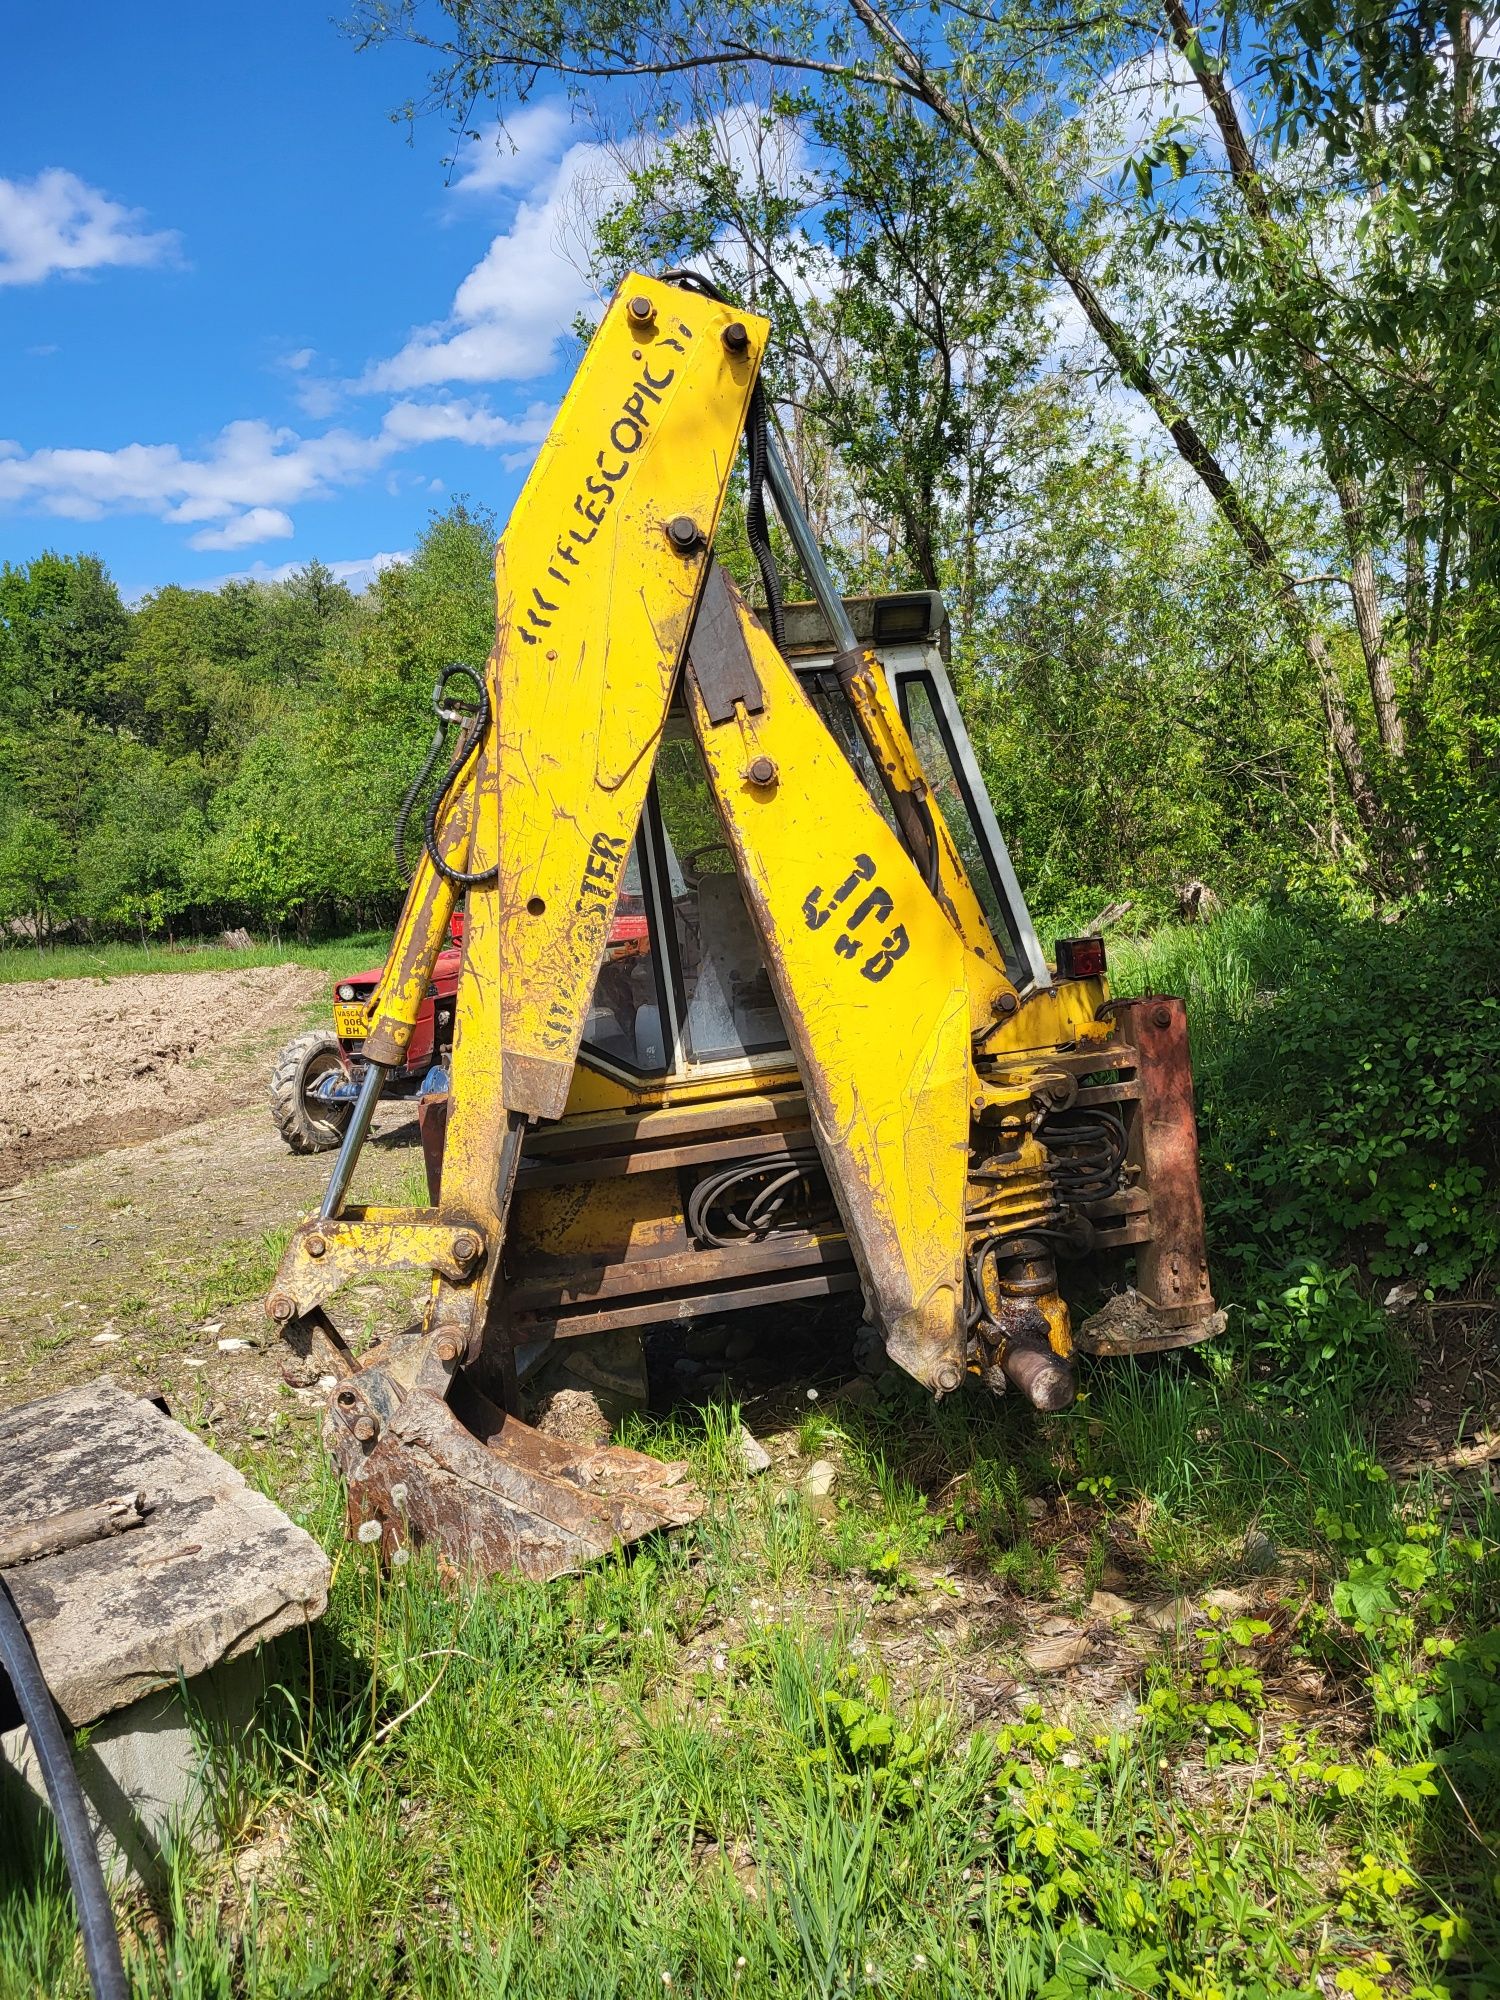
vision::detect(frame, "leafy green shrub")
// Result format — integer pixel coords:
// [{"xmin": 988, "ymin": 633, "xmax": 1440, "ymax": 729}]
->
[
  {"xmin": 1316, "ymin": 1501, "xmax": 1500, "ymax": 1817},
  {"xmin": 1245, "ymin": 1260, "xmax": 1392, "ymax": 1402},
  {"xmin": 808, "ymin": 1666, "xmax": 944, "ymax": 1812},
  {"xmin": 983, "ymin": 1714, "xmax": 1103, "ymax": 1913},
  {"xmin": 1139, "ymin": 1608, "xmax": 1275, "ymax": 1766},
  {"xmin": 1201, "ymin": 905, "xmax": 1500, "ymax": 1294}
]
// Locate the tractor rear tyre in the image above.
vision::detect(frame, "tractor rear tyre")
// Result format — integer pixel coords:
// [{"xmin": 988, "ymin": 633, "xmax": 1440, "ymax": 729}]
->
[{"xmin": 270, "ymin": 1031, "xmax": 353, "ymax": 1154}]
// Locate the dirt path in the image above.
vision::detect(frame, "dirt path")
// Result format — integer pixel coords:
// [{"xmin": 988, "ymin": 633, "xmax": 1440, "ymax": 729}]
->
[
  {"xmin": 0, "ymin": 962, "xmax": 328, "ymax": 1187},
  {"xmin": 0, "ymin": 969, "xmax": 425, "ymax": 1463}
]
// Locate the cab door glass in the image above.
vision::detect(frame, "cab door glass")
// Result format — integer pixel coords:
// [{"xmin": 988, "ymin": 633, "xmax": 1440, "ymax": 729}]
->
[
  {"xmin": 655, "ymin": 720, "xmax": 789, "ymax": 1064},
  {"xmin": 800, "ymin": 670, "xmax": 899, "ymax": 829},
  {"xmin": 579, "ymin": 836, "xmax": 668, "ymax": 1074}
]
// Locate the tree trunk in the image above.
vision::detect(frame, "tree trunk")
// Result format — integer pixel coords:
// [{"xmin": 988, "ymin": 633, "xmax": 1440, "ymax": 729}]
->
[
  {"xmin": 1161, "ymin": 0, "xmax": 1405, "ymax": 759},
  {"xmin": 1405, "ymin": 465, "xmax": 1428, "ymax": 690},
  {"xmin": 1332, "ymin": 463, "xmax": 1405, "ymax": 754},
  {"xmin": 847, "ymin": 0, "xmax": 1381, "ymax": 835}
]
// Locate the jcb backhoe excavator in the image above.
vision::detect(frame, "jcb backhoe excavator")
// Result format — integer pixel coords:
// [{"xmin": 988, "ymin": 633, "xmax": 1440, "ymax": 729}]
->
[{"xmin": 264, "ymin": 272, "xmax": 1217, "ymax": 1580}]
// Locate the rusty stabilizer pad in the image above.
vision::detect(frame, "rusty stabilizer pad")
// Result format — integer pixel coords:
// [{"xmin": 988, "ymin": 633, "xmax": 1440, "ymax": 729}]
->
[{"xmin": 326, "ymin": 1377, "xmax": 701, "ymax": 1581}]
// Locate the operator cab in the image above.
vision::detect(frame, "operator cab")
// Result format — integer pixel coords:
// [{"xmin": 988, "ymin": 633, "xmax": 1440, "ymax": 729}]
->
[{"xmin": 579, "ymin": 591, "xmax": 1048, "ymax": 1085}]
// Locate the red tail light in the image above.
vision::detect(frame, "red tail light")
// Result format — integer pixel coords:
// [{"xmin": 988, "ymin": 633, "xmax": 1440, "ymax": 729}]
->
[{"xmin": 1056, "ymin": 935, "xmax": 1107, "ymax": 980}]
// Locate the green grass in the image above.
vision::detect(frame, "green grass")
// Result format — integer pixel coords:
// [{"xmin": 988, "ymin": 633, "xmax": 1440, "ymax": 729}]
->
[
  {"xmin": 3, "ymin": 901, "xmax": 1497, "ymax": 1995},
  {"xmin": 3, "ymin": 1353, "xmax": 1496, "ymax": 1999},
  {"xmin": 0, "ymin": 932, "xmax": 391, "ymax": 985}
]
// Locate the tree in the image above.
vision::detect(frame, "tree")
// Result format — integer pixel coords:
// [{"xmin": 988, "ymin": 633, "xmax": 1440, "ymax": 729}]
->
[
  {"xmin": 594, "ymin": 94, "xmax": 1068, "ymax": 623},
  {"xmin": 0, "ymin": 551, "xmax": 130, "ymax": 725},
  {"xmin": 358, "ymin": 0, "xmax": 1500, "ymax": 850}
]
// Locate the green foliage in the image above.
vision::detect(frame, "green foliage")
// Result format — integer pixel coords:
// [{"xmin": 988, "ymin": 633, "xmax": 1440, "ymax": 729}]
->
[
  {"xmin": 1246, "ymin": 1261, "xmax": 1391, "ymax": 1404},
  {"xmin": 1201, "ymin": 906, "xmax": 1500, "ymax": 1295},
  {"xmin": 1316, "ymin": 1503, "xmax": 1500, "ymax": 1787},
  {"xmin": 5, "ymin": 1342, "xmax": 1499, "ymax": 1996},
  {"xmin": 967, "ymin": 452, "xmax": 1320, "ymax": 917},
  {"xmin": 810, "ymin": 1666, "xmax": 945, "ymax": 1812},
  {"xmin": 1140, "ymin": 1609, "xmax": 1275, "ymax": 1766},
  {"xmin": 0, "ymin": 511, "xmax": 494, "ymax": 947},
  {"xmin": 1117, "ymin": 902, "xmax": 1500, "ymax": 1406}
]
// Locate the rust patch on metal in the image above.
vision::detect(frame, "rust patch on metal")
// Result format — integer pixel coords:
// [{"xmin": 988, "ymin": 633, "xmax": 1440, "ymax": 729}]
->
[
  {"xmin": 1112, "ymin": 996, "xmax": 1216, "ymax": 1329},
  {"xmin": 324, "ymin": 1368, "xmax": 700, "ymax": 1581}
]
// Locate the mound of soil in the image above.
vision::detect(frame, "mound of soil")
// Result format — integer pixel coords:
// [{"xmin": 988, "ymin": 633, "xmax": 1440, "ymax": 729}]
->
[{"xmin": 0, "ymin": 964, "xmax": 326, "ymax": 1186}]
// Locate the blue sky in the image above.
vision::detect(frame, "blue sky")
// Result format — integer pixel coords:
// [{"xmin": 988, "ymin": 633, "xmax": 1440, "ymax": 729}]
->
[{"xmin": 2, "ymin": 4, "xmax": 614, "ymax": 600}]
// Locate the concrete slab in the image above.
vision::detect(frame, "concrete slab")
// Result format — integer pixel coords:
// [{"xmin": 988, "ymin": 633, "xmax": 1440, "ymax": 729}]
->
[
  {"xmin": 0, "ymin": 1377, "xmax": 328, "ymax": 1725},
  {"xmin": 1, "ymin": 1650, "xmax": 268, "ymax": 1885},
  {"xmin": 0, "ymin": 1377, "xmax": 330, "ymax": 1885}
]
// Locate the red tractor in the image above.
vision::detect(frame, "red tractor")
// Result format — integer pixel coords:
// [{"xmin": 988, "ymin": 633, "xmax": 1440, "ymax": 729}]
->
[{"xmin": 270, "ymin": 909, "xmax": 652, "ymax": 1153}]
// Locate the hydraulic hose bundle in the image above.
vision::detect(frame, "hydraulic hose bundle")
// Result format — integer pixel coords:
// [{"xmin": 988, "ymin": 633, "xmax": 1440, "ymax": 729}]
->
[
  {"xmin": 686, "ymin": 1149, "xmax": 832, "ymax": 1247},
  {"xmin": 394, "ymin": 661, "xmax": 499, "ymax": 889}
]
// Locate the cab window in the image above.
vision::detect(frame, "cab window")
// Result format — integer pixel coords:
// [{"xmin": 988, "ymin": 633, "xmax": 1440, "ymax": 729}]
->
[
  {"xmin": 654, "ymin": 721, "xmax": 789, "ymax": 1066},
  {"xmin": 899, "ymin": 673, "xmax": 1026, "ymax": 981}
]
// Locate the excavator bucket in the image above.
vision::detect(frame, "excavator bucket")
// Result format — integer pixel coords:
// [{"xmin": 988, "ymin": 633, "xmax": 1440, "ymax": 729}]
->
[{"xmin": 312, "ymin": 1325, "xmax": 700, "ymax": 1580}]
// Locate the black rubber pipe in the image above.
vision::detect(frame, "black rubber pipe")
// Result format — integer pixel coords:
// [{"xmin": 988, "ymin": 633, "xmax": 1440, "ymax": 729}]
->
[{"xmin": 0, "ymin": 1578, "xmax": 128, "ymax": 2000}]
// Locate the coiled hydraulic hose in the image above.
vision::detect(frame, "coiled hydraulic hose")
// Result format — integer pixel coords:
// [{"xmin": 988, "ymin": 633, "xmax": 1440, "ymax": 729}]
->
[
  {"xmin": 0, "ymin": 1579, "xmax": 127, "ymax": 2000},
  {"xmin": 686, "ymin": 1150, "xmax": 830, "ymax": 1247},
  {"xmin": 394, "ymin": 662, "xmax": 499, "ymax": 889}
]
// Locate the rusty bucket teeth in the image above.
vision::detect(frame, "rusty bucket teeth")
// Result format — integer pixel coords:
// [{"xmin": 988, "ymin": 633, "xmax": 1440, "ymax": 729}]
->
[{"xmin": 326, "ymin": 1374, "xmax": 700, "ymax": 1582}]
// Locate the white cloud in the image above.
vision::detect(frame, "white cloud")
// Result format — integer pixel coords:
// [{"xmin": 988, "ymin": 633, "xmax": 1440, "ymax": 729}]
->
[
  {"xmin": 1088, "ymin": 41, "xmax": 1258, "ymax": 178},
  {"xmin": 0, "ymin": 103, "xmax": 612, "ymax": 549},
  {"xmin": 0, "ymin": 397, "xmax": 551, "ymax": 538},
  {"xmin": 362, "ymin": 136, "xmax": 618, "ymax": 391},
  {"xmin": 451, "ymin": 104, "xmax": 576, "ymax": 195},
  {"xmin": 291, "ymin": 377, "xmax": 345, "ymax": 420},
  {"xmin": 377, "ymin": 97, "xmax": 803, "ymax": 396},
  {"xmin": 1094, "ymin": 46, "xmax": 1202, "ymax": 163},
  {"xmin": 382, "ymin": 396, "xmax": 552, "ymax": 448},
  {"xmin": 0, "ymin": 168, "xmax": 178, "ymax": 287},
  {"xmin": 271, "ymin": 345, "xmax": 346, "ymax": 420},
  {"xmin": 187, "ymin": 506, "xmax": 295, "ymax": 551},
  {"xmin": 0, "ymin": 418, "xmax": 391, "ymax": 524}
]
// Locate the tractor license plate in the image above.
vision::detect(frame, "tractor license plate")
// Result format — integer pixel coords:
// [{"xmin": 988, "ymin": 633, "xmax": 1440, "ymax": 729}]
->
[{"xmin": 333, "ymin": 1003, "xmax": 368, "ymax": 1040}]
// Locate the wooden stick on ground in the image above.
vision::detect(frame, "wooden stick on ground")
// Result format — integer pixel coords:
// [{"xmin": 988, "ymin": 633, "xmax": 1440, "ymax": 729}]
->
[{"xmin": 0, "ymin": 1491, "xmax": 150, "ymax": 1570}]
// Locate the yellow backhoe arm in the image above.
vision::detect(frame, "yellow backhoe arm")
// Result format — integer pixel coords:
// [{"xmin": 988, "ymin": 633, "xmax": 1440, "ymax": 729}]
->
[
  {"xmin": 683, "ymin": 566, "xmax": 975, "ymax": 1394},
  {"xmin": 266, "ymin": 275, "xmax": 770, "ymax": 1571},
  {"xmin": 262, "ymin": 269, "xmax": 1217, "ymax": 1580}
]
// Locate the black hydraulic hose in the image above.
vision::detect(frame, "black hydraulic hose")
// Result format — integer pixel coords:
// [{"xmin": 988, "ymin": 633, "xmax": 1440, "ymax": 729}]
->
[
  {"xmin": 0, "ymin": 1579, "xmax": 128, "ymax": 2000},
  {"xmin": 743, "ymin": 379, "xmax": 788, "ymax": 656},
  {"xmin": 394, "ymin": 720, "xmax": 447, "ymax": 886},
  {"xmin": 663, "ymin": 269, "xmax": 788, "ymax": 655},
  {"xmin": 394, "ymin": 662, "xmax": 499, "ymax": 890}
]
